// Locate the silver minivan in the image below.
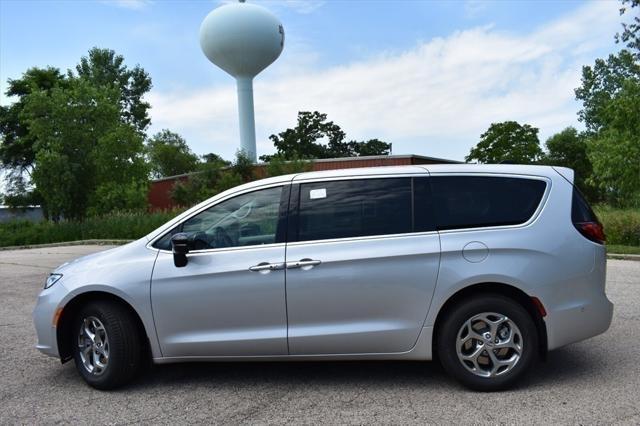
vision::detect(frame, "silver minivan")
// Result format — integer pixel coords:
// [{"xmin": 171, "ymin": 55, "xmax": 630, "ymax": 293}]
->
[{"xmin": 33, "ymin": 164, "xmax": 613, "ymax": 391}]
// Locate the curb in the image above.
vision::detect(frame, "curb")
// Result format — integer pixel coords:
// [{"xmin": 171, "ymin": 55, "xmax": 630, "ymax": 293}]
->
[
  {"xmin": 0, "ymin": 239, "xmax": 133, "ymax": 251},
  {"xmin": 607, "ymin": 253, "xmax": 640, "ymax": 261}
]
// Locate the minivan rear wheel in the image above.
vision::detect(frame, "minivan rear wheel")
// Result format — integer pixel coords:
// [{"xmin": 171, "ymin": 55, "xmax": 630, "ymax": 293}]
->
[
  {"xmin": 72, "ymin": 301, "xmax": 142, "ymax": 390},
  {"xmin": 437, "ymin": 294, "xmax": 538, "ymax": 391}
]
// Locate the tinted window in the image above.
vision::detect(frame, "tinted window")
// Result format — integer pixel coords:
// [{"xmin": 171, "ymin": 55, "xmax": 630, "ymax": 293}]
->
[
  {"xmin": 413, "ymin": 177, "xmax": 437, "ymax": 232},
  {"xmin": 571, "ymin": 187, "xmax": 598, "ymax": 223},
  {"xmin": 153, "ymin": 186, "xmax": 283, "ymax": 250},
  {"xmin": 428, "ymin": 176, "xmax": 546, "ymax": 230},
  {"xmin": 297, "ymin": 178, "xmax": 412, "ymax": 241}
]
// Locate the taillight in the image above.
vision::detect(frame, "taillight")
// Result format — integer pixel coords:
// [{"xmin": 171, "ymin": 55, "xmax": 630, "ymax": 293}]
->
[{"xmin": 574, "ymin": 221, "xmax": 606, "ymax": 244}]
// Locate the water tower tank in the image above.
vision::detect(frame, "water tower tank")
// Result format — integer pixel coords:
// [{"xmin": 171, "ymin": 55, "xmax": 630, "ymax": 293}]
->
[{"xmin": 199, "ymin": 0, "xmax": 285, "ymax": 162}]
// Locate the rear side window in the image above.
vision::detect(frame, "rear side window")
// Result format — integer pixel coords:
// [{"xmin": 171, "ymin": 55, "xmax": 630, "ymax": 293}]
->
[
  {"xmin": 571, "ymin": 187, "xmax": 598, "ymax": 223},
  {"xmin": 297, "ymin": 178, "xmax": 412, "ymax": 241},
  {"xmin": 426, "ymin": 176, "xmax": 547, "ymax": 230}
]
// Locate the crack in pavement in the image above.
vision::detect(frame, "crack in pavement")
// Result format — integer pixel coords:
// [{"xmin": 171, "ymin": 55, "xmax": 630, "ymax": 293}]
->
[{"xmin": 0, "ymin": 262, "xmax": 53, "ymax": 270}]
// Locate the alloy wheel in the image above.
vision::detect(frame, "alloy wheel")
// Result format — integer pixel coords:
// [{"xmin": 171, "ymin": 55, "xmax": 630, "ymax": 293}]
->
[
  {"xmin": 77, "ymin": 316, "xmax": 110, "ymax": 376},
  {"xmin": 456, "ymin": 312, "xmax": 523, "ymax": 378}
]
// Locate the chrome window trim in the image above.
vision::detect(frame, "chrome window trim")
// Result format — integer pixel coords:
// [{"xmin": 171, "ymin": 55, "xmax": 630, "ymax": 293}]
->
[
  {"xmin": 285, "ymin": 230, "xmax": 439, "ymax": 248},
  {"xmin": 292, "ymin": 171, "xmax": 428, "ymax": 184},
  {"xmin": 176, "ymin": 242, "xmax": 286, "ymax": 256}
]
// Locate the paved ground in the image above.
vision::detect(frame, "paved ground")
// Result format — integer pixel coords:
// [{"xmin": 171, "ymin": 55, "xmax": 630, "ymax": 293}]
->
[{"xmin": 1, "ymin": 246, "xmax": 639, "ymax": 425}]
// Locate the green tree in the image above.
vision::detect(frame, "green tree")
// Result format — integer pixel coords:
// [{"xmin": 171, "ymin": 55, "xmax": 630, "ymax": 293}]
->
[
  {"xmin": 351, "ymin": 139, "xmax": 392, "ymax": 156},
  {"xmin": 616, "ymin": 0, "xmax": 640, "ymax": 58},
  {"xmin": 466, "ymin": 121, "xmax": 543, "ymax": 164},
  {"xmin": 0, "ymin": 67, "xmax": 67, "ymax": 177},
  {"xmin": 587, "ymin": 81, "xmax": 640, "ymax": 206},
  {"xmin": 23, "ymin": 79, "xmax": 148, "ymax": 220},
  {"xmin": 0, "ymin": 48, "xmax": 153, "ymax": 218},
  {"xmin": 575, "ymin": 50, "xmax": 640, "ymax": 134},
  {"xmin": 262, "ymin": 111, "xmax": 391, "ymax": 161},
  {"xmin": 170, "ymin": 152, "xmax": 251, "ymax": 207},
  {"xmin": 75, "ymin": 47, "xmax": 152, "ymax": 132},
  {"xmin": 542, "ymin": 127, "xmax": 597, "ymax": 201},
  {"xmin": 147, "ymin": 130, "xmax": 200, "ymax": 178},
  {"xmin": 0, "ymin": 174, "xmax": 43, "ymax": 209},
  {"xmin": 202, "ymin": 152, "xmax": 230, "ymax": 166},
  {"xmin": 89, "ymin": 124, "xmax": 149, "ymax": 215},
  {"xmin": 575, "ymin": 50, "xmax": 640, "ymax": 206},
  {"xmin": 264, "ymin": 155, "xmax": 312, "ymax": 177}
]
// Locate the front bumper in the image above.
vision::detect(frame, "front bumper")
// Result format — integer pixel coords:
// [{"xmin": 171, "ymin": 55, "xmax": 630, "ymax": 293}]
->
[{"xmin": 32, "ymin": 281, "xmax": 68, "ymax": 358}]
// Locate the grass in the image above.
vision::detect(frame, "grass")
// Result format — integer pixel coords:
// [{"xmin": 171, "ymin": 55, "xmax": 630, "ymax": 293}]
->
[
  {"xmin": 606, "ymin": 245, "xmax": 640, "ymax": 255},
  {"xmin": 594, "ymin": 206, "xmax": 640, "ymax": 247},
  {"xmin": 0, "ymin": 210, "xmax": 181, "ymax": 248}
]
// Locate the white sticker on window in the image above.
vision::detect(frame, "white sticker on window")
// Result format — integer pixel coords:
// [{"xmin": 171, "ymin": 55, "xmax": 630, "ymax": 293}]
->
[{"xmin": 309, "ymin": 188, "xmax": 327, "ymax": 199}]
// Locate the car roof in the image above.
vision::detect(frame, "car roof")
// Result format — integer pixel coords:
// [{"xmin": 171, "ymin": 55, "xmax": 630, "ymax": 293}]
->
[
  {"xmin": 288, "ymin": 163, "xmax": 561, "ymax": 181},
  {"xmin": 291, "ymin": 165, "xmax": 427, "ymax": 181}
]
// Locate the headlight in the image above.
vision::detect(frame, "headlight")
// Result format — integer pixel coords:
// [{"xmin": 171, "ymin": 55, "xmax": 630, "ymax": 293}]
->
[{"xmin": 44, "ymin": 274, "xmax": 63, "ymax": 289}]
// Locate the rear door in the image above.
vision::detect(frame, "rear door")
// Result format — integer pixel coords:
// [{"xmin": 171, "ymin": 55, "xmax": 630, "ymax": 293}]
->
[{"xmin": 285, "ymin": 175, "xmax": 441, "ymax": 355}]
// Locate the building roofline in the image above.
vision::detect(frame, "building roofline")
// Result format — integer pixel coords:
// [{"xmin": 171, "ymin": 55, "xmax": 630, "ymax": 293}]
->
[
  {"xmin": 310, "ymin": 154, "xmax": 461, "ymax": 164},
  {"xmin": 150, "ymin": 154, "xmax": 461, "ymax": 183},
  {"xmin": 151, "ymin": 172, "xmax": 201, "ymax": 183}
]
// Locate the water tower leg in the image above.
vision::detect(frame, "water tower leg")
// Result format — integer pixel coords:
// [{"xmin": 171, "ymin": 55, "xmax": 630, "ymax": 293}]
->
[{"xmin": 236, "ymin": 76, "xmax": 257, "ymax": 162}]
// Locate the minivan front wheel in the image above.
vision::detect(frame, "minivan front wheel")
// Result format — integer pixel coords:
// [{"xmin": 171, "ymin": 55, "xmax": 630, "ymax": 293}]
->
[
  {"xmin": 72, "ymin": 301, "xmax": 143, "ymax": 390},
  {"xmin": 437, "ymin": 295, "xmax": 538, "ymax": 391}
]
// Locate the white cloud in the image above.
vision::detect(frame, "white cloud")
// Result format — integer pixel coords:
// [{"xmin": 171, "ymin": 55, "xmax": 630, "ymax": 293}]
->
[
  {"xmin": 100, "ymin": 0, "xmax": 153, "ymax": 11},
  {"xmin": 148, "ymin": 1, "xmax": 621, "ymax": 161},
  {"xmin": 464, "ymin": 0, "xmax": 489, "ymax": 19},
  {"xmin": 276, "ymin": 0, "xmax": 325, "ymax": 14},
  {"xmin": 219, "ymin": 0, "xmax": 326, "ymax": 14}
]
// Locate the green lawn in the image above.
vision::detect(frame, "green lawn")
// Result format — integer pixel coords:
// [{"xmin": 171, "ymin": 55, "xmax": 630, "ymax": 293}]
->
[{"xmin": 607, "ymin": 244, "xmax": 640, "ymax": 255}]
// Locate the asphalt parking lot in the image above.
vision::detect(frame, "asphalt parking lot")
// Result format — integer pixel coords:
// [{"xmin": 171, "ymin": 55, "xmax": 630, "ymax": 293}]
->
[{"xmin": 1, "ymin": 245, "xmax": 639, "ymax": 424}]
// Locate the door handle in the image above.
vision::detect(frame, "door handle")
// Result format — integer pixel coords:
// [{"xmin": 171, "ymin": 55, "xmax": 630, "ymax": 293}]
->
[
  {"xmin": 249, "ymin": 262, "xmax": 285, "ymax": 273},
  {"xmin": 286, "ymin": 258, "xmax": 321, "ymax": 270}
]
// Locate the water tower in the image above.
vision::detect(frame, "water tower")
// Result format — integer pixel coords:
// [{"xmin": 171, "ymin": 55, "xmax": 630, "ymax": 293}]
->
[{"xmin": 199, "ymin": 0, "xmax": 285, "ymax": 162}]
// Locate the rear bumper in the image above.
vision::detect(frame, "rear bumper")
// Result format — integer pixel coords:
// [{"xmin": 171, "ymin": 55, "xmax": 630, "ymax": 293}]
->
[{"xmin": 545, "ymin": 293, "xmax": 613, "ymax": 351}]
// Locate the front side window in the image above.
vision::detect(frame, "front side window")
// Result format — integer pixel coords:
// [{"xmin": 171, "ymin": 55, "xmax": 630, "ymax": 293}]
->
[
  {"xmin": 154, "ymin": 186, "xmax": 283, "ymax": 250},
  {"xmin": 297, "ymin": 178, "xmax": 412, "ymax": 242},
  {"xmin": 426, "ymin": 176, "xmax": 547, "ymax": 230}
]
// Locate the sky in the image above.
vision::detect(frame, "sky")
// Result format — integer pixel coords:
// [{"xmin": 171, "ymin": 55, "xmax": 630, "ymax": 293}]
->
[{"xmin": 0, "ymin": 0, "xmax": 629, "ymax": 162}]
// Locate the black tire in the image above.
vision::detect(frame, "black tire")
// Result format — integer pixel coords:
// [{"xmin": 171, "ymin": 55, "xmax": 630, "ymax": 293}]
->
[
  {"xmin": 436, "ymin": 294, "xmax": 538, "ymax": 391},
  {"xmin": 72, "ymin": 300, "xmax": 143, "ymax": 390}
]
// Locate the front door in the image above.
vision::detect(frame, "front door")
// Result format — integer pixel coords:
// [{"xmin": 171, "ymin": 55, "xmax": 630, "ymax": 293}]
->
[
  {"xmin": 285, "ymin": 177, "xmax": 441, "ymax": 355},
  {"xmin": 151, "ymin": 185, "xmax": 289, "ymax": 357}
]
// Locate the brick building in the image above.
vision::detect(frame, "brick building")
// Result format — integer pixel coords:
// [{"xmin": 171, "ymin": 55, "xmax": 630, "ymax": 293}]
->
[{"xmin": 148, "ymin": 154, "xmax": 459, "ymax": 211}]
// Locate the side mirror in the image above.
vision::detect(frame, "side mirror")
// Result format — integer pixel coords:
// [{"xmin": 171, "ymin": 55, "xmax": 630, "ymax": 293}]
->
[{"xmin": 171, "ymin": 233, "xmax": 190, "ymax": 267}]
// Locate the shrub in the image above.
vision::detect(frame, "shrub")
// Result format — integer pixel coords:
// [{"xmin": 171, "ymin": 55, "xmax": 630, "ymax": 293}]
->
[
  {"xmin": 595, "ymin": 206, "xmax": 640, "ymax": 246},
  {"xmin": 265, "ymin": 155, "xmax": 312, "ymax": 177},
  {"xmin": 0, "ymin": 210, "xmax": 181, "ymax": 248}
]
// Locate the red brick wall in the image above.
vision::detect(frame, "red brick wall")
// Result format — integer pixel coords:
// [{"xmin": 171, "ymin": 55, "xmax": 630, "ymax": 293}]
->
[
  {"xmin": 310, "ymin": 157, "xmax": 412, "ymax": 171},
  {"xmin": 147, "ymin": 175, "xmax": 189, "ymax": 211},
  {"xmin": 147, "ymin": 156, "xmax": 452, "ymax": 211}
]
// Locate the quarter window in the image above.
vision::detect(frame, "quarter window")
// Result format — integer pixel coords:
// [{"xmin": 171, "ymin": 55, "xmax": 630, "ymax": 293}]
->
[
  {"xmin": 297, "ymin": 178, "xmax": 412, "ymax": 242},
  {"xmin": 422, "ymin": 176, "xmax": 546, "ymax": 230}
]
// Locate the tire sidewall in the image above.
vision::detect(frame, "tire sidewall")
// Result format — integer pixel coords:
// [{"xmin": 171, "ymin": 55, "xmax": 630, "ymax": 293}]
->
[
  {"xmin": 437, "ymin": 295, "xmax": 538, "ymax": 391},
  {"xmin": 72, "ymin": 302, "xmax": 136, "ymax": 389}
]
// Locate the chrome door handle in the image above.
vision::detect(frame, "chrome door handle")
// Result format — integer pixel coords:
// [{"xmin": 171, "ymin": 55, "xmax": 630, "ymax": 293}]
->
[
  {"xmin": 249, "ymin": 262, "xmax": 285, "ymax": 272},
  {"xmin": 286, "ymin": 259, "xmax": 321, "ymax": 270}
]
